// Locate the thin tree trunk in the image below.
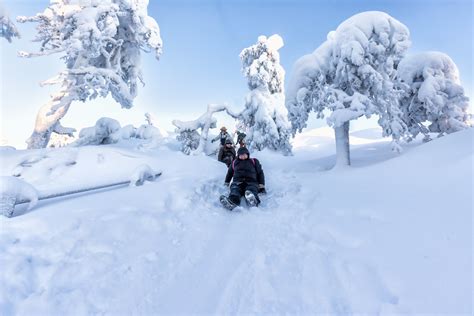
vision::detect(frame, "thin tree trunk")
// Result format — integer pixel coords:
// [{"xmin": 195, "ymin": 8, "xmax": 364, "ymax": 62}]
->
[
  {"xmin": 334, "ymin": 121, "xmax": 351, "ymax": 167},
  {"xmin": 26, "ymin": 86, "xmax": 75, "ymax": 149}
]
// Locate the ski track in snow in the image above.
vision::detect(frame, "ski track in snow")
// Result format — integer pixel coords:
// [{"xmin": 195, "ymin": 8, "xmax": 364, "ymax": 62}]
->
[{"xmin": 1, "ymin": 129, "xmax": 472, "ymax": 315}]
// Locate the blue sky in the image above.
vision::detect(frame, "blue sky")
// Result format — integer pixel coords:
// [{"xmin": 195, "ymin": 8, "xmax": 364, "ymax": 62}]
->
[{"xmin": 1, "ymin": 0, "xmax": 472, "ymax": 147}]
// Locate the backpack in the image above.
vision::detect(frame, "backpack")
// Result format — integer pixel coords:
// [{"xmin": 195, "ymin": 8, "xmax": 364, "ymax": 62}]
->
[{"xmin": 232, "ymin": 158, "xmax": 256, "ymax": 171}]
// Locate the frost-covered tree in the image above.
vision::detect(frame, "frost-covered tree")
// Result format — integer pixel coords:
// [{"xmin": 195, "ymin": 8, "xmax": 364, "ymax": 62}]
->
[
  {"xmin": 287, "ymin": 11, "xmax": 411, "ymax": 166},
  {"xmin": 398, "ymin": 52, "xmax": 470, "ymax": 141},
  {"xmin": 172, "ymin": 104, "xmax": 239, "ymax": 155},
  {"xmin": 239, "ymin": 34, "xmax": 292, "ymax": 155},
  {"xmin": 0, "ymin": 4, "xmax": 20, "ymax": 42},
  {"xmin": 18, "ymin": 0, "xmax": 162, "ymax": 149}
]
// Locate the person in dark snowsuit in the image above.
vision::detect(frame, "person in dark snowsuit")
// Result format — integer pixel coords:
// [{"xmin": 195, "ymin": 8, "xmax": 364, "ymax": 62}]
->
[
  {"xmin": 211, "ymin": 126, "xmax": 231, "ymax": 146},
  {"xmin": 235, "ymin": 130, "xmax": 246, "ymax": 148},
  {"xmin": 221, "ymin": 147, "xmax": 266, "ymax": 209},
  {"xmin": 218, "ymin": 138, "xmax": 236, "ymax": 167}
]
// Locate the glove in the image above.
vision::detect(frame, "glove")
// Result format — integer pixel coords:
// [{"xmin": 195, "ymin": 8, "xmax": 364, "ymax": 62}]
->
[
  {"xmin": 211, "ymin": 139, "xmax": 216, "ymax": 143},
  {"xmin": 258, "ymin": 184, "xmax": 266, "ymax": 194},
  {"xmin": 224, "ymin": 182, "xmax": 230, "ymax": 187}
]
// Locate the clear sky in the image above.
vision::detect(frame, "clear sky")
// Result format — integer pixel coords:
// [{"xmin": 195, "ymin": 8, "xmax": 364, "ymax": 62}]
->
[{"xmin": 1, "ymin": 0, "xmax": 472, "ymax": 148}]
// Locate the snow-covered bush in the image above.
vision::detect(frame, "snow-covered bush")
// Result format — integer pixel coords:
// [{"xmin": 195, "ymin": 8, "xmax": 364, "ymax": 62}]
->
[
  {"xmin": 136, "ymin": 124, "xmax": 162, "ymax": 140},
  {"xmin": 0, "ymin": 5, "xmax": 20, "ymax": 42},
  {"xmin": 144, "ymin": 112, "xmax": 168, "ymax": 137},
  {"xmin": 72, "ymin": 117, "xmax": 122, "ymax": 146},
  {"xmin": 173, "ymin": 104, "xmax": 239, "ymax": 155},
  {"xmin": 287, "ymin": 11, "xmax": 411, "ymax": 166},
  {"xmin": 175, "ymin": 130, "xmax": 200, "ymax": 155},
  {"xmin": 72, "ymin": 114, "xmax": 165, "ymax": 147},
  {"xmin": 0, "ymin": 176, "xmax": 38, "ymax": 217},
  {"xmin": 18, "ymin": 0, "xmax": 163, "ymax": 149},
  {"xmin": 113, "ymin": 124, "xmax": 138, "ymax": 141},
  {"xmin": 48, "ymin": 132, "xmax": 76, "ymax": 148},
  {"xmin": 398, "ymin": 52, "xmax": 470, "ymax": 141},
  {"xmin": 239, "ymin": 35, "xmax": 292, "ymax": 155}
]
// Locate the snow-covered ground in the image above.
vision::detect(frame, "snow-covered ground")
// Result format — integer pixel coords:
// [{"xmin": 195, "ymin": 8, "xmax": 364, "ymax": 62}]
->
[{"xmin": 0, "ymin": 128, "xmax": 472, "ymax": 315}]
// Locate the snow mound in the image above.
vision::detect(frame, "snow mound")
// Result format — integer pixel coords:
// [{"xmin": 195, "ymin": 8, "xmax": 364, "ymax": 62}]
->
[
  {"xmin": 73, "ymin": 117, "xmax": 121, "ymax": 146},
  {"xmin": 0, "ymin": 128, "xmax": 471, "ymax": 314},
  {"xmin": 0, "ymin": 176, "xmax": 38, "ymax": 217},
  {"xmin": 129, "ymin": 164, "xmax": 160, "ymax": 186}
]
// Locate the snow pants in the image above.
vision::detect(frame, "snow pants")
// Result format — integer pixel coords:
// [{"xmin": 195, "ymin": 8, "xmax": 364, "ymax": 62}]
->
[{"xmin": 228, "ymin": 182, "xmax": 260, "ymax": 206}]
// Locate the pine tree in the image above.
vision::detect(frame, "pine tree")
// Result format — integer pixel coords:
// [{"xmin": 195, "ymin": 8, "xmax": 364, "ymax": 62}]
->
[{"xmin": 239, "ymin": 34, "xmax": 292, "ymax": 155}]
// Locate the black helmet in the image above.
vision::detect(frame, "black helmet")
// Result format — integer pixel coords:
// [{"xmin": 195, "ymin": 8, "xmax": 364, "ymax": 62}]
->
[
  {"xmin": 225, "ymin": 138, "xmax": 233, "ymax": 145},
  {"xmin": 237, "ymin": 147, "xmax": 250, "ymax": 157}
]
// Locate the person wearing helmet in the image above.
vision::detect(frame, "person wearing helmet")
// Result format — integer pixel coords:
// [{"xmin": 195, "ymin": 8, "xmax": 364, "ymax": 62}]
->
[
  {"xmin": 218, "ymin": 138, "xmax": 236, "ymax": 167},
  {"xmin": 220, "ymin": 147, "xmax": 266, "ymax": 210},
  {"xmin": 211, "ymin": 126, "xmax": 230, "ymax": 146}
]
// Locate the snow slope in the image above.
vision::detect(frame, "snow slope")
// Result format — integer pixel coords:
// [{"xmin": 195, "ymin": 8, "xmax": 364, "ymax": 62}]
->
[{"xmin": 1, "ymin": 128, "xmax": 472, "ymax": 315}]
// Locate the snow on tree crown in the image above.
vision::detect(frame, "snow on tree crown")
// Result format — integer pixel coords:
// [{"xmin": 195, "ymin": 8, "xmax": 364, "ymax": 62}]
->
[
  {"xmin": 286, "ymin": 11, "xmax": 411, "ymax": 137},
  {"xmin": 398, "ymin": 51, "xmax": 470, "ymax": 135},
  {"xmin": 17, "ymin": 0, "xmax": 162, "ymax": 109},
  {"xmin": 240, "ymin": 34, "xmax": 285, "ymax": 94}
]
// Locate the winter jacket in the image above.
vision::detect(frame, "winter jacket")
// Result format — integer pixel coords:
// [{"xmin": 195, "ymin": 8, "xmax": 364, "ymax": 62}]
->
[
  {"xmin": 212, "ymin": 131, "xmax": 230, "ymax": 146},
  {"xmin": 218, "ymin": 146, "xmax": 236, "ymax": 166},
  {"xmin": 225, "ymin": 156, "xmax": 265, "ymax": 185},
  {"xmin": 236, "ymin": 131, "xmax": 246, "ymax": 146}
]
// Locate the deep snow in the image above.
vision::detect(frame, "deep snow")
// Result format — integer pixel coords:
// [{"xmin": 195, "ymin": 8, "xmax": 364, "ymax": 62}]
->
[{"xmin": 0, "ymin": 128, "xmax": 472, "ymax": 315}]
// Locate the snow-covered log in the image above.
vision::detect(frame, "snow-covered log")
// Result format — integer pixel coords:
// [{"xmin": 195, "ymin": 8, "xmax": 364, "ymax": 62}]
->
[
  {"xmin": 398, "ymin": 52, "xmax": 470, "ymax": 141},
  {"xmin": 19, "ymin": 0, "xmax": 163, "ymax": 149},
  {"xmin": 1, "ymin": 170, "xmax": 162, "ymax": 217},
  {"xmin": 0, "ymin": 177, "xmax": 38, "ymax": 217},
  {"xmin": 239, "ymin": 35, "xmax": 292, "ymax": 155},
  {"xmin": 286, "ymin": 11, "xmax": 411, "ymax": 166}
]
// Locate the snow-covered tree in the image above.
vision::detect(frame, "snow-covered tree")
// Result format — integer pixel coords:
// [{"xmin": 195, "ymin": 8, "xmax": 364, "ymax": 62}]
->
[
  {"xmin": 286, "ymin": 11, "xmax": 411, "ymax": 166},
  {"xmin": 0, "ymin": 4, "xmax": 20, "ymax": 42},
  {"xmin": 398, "ymin": 52, "xmax": 470, "ymax": 141},
  {"xmin": 172, "ymin": 104, "xmax": 239, "ymax": 155},
  {"xmin": 18, "ymin": 0, "xmax": 163, "ymax": 149},
  {"xmin": 239, "ymin": 34, "xmax": 292, "ymax": 155}
]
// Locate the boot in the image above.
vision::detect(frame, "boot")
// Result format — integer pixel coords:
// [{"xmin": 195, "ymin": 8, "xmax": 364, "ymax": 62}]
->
[
  {"xmin": 244, "ymin": 190, "xmax": 258, "ymax": 207},
  {"xmin": 220, "ymin": 195, "xmax": 237, "ymax": 210}
]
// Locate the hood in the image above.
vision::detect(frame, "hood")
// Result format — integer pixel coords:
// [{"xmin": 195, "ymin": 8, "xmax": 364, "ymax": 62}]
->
[{"xmin": 237, "ymin": 147, "xmax": 250, "ymax": 158}]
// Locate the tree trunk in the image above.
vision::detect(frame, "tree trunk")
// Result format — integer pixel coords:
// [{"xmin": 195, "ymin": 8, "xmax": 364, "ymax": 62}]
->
[
  {"xmin": 26, "ymin": 87, "xmax": 75, "ymax": 149},
  {"xmin": 334, "ymin": 121, "xmax": 351, "ymax": 167}
]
